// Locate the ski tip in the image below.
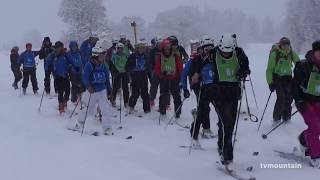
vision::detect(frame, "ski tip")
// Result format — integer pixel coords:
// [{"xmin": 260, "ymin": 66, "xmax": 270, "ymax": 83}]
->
[{"xmin": 126, "ymin": 136, "xmax": 133, "ymax": 139}]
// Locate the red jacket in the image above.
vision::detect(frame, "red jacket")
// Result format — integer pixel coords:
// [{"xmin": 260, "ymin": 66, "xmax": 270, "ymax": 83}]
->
[{"xmin": 154, "ymin": 53, "xmax": 183, "ymax": 80}]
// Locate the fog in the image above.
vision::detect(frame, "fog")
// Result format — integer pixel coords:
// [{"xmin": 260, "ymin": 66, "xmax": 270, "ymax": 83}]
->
[{"xmin": 0, "ymin": 0, "xmax": 288, "ymax": 47}]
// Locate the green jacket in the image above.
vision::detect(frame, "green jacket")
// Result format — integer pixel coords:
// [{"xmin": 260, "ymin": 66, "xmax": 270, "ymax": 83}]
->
[{"xmin": 266, "ymin": 48, "xmax": 300, "ymax": 84}]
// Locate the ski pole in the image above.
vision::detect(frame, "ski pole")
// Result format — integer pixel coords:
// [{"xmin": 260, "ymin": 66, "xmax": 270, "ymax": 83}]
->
[
  {"xmin": 257, "ymin": 92, "xmax": 273, "ymax": 131},
  {"xmin": 233, "ymin": 81, "xmax": 244, "ymax": 150},
  {"xmin": 119, "ymin": 78, "xmax": 122, "ymax": 124},
  {"xmin": 189, "ymin": 84, "xmax": 202, "ymax": 155},
  {"xmin": 38, "ymin": 89, "xmax": 45, "ymax": 112},
  {"xmin": 69, "ymin": 98, "xmax": 80, "ymax": 119},
  {"xmin": 243, "ymin": 82, "xmax": 258, "ymax": 122},
  {"xmin": 81, "ymin": 93, "xmax": 92, "ymax": 136},
  {"xmin": 249, "ymin": 75, "xmax": 258, "ymax": 109},
  {"xmin": 165, "ymin": 97, "xmax": 187, "ymax": 129},
  {"xmin": 261, "ymin": 110, "xmax": 299, "ymax": 139}
]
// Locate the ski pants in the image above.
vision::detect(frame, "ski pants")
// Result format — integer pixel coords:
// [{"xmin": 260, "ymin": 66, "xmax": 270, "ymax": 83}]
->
[
  {"xmin": 22, "ymin": 68, "xmax": 38, "ymax": 91},
  {"xmin": 111, "ymin": 72, "xmax": 129, "ymax": 104},
  {"xmin": 70, "ymin": 73, "xmax": 83, "ymax": 103},
  {"xmin": 215, "ymin": 84, "xmax": 241, "ymax": 162},
  {"xmin": 55, "ymin": 76, "xmax": 70, "ymax": 104},
  {"xmin": 129, "ymin": 72, "xmax": 150, "ymax": 112},
  {"xmin": 300, "ymin": 102, "xmax": 320, "ymax": 159},
  {"xmin": 190, "ymin": 84, "xmax": 213, "ymax": 140},
  {"xmin": 149, "ymin": 72, "xmax": 160, "ymax": 101},
  {"xmin": 159, "ymin": 79, "xmax": 182, "ymax": 115},
  {"xmin": 44, "ymin": 64, "xmax": 57, "ymax": 94},
  {"xmin": 273, "ymin": 75, "xmax": 293, "ymax": 121},
  {"xmin": 11, "ymin": 66, "xmax": 22, "ymax": 86},
  {"xmin": 79, "ymin": 90, "xmax": 112, "ymax": 131}
]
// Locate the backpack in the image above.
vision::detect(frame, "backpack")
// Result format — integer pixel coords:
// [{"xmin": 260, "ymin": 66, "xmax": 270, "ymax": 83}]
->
[{"xmin": 269, "ymin": 43, "xmax": 293, "ymax": 64}]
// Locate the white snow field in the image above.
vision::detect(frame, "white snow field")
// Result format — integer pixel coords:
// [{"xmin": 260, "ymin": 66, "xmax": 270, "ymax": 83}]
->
[{"xmin": 0, "ymin": 44, "xmax": 318, "ymax": 180}]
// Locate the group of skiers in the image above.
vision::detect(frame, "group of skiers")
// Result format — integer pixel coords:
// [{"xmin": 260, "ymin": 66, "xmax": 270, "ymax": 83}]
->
[{"xmin": 9, "ymin": 33, "xmax": 320, "ymax": 169}]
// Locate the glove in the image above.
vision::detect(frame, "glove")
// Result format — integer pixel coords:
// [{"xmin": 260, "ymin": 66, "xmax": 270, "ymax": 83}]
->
[
  {"xmin": 184, "ymin": 90, "xmax": 190, "ymax": 99},
  {"xmin": 88, "ymin": 85, "xmax": 95, "ymax": 94},
  {"xmin": 295, "ymin": 101, "xmax": 306, "ymax": 112},
  {"xmin": 269, "ymin": 84, "xmax": 276, "ymax": 92},
  {"xmin": 237, "ymin": 69, "xmax": 250, "ymax": 80}
]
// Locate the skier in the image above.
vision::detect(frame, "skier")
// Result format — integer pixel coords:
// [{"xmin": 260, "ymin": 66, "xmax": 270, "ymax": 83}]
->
[
  {"xmin": 67, "ymin": 41, "xmax": 84, "ymax": 103},
  {"xmin": 18, "ymin": 43, "xmax": 40, "ymax": 95},
  {"xmin": 75, "ymin": 47, "xmax": 113, "ymax": 135},
  {"xmin": 109, "ymin": 43, "xmax": 130, "ymax": 108},
  {"xmin": 80, "ymin": 35, "xmax": 99, "ymax": 64},
  {"xmin": 186, "ymin": 37, "xmax": 216, "ymax": 141},
  {"xmin": 149, "ymin": 37, "xmax": 163, "ymax": 108},
  {"xmin": 266, "ymin": 37, "xmax": 300, "ymax": 124},
  {"xmin": 154, "ymin": 39, "xmax": 183, "ymax": 120},
  {"xmin": 39, "ymin": 37, "xmax": 56, "ymax": 95},
  {"xmin": 191, "ymin": 34, "xmax": 250, "ymax": 166},
  {"xmin": 126, "ymin": 39, "xmax": 151, "ymax": 114},
  {"xmin": 45, "ymin": 41, "xmax": 76, "ymax": 114},
  {"xmin": 168, "ymin": 35, "xmax": 189, "ymax": 63},
  {"xmin": 105, "ymin": 39, "xmax": 119, "ymax": 64},
  {"xmin": 10, "ymin": 46, "xmax": 22, "ymax": 90},
  {"xmin": 119, "ymin": 34, "xmax": 134, "ymax": 57},
  {"xmin": 293, "ymin": 41, "xmax": 320, "ymax": 168}
]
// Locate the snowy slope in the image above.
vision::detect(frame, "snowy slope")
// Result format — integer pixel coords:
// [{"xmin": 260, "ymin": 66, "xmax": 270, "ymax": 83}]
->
[{"xmin": 0, "ymin": 44, "xmax": 318, "ymax": 180}]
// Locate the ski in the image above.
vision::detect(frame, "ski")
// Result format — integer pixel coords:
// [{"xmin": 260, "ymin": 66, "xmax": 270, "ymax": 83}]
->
[
  {"xmin": 67, "ymin": 127, "xmax": 100, "ymax": 136},
  {"xmin": 274, "ymin": 148, "xmax": 312, "ymax": 166},
  {"xmin": 178, "ymin": 145, "xmax": 205, "ymax": 151},
  {"xmin": 217, "ymin": 165, "xmax": 256, "ymax": 180}
]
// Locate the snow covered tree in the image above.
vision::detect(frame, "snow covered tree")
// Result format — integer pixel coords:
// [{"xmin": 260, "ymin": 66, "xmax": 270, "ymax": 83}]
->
[
  {"xmin": 58, "ymin": 0, "xmax": 111, "ymax": 48},
  {"xmin": 285, "ymin": 0, "xmax": 320, "ymax": 52},
  {"xmin": 260, "ymin": 16, "xmax": 276, "ymax": 43}
]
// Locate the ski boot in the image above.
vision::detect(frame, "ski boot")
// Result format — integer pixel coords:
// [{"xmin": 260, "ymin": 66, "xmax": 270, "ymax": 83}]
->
[
  {"xmin": 128, "ymin": 107, "xmax": 135, "ymax": 115},
  {"xmin": 33, "ymin": 90, "xmax": 38, "ymax": 95},
  {"xmin": 74, "ymin": 120, "xmax": 84, "ymax": 130},
  {"xmin": 159, "ymin": 114, "xmax": 166, "ymax": 122},
  {"xmin": 23, "ymin": 88, "xmax": 27, "ymax": 95},
  {"xmin": 150, "ymin": 100, "xmax": 155, "ymax": 108},
  {"xmin": 111, "ymin": 101, "xmax": 116, "ymax": 108},
  {"xmin": 191, "ymin": 138, "xmax": 202, "ymax": 150},
  {"xmin": 202, "ymin": 129, "xmax": 215, "ymax": 139},
  {"xmin": 59, "ymin": 103, "xmax": 65, "ymax": 115},
  {"xmin": 12, "ymin": 83, "xmax": 18, "ymax": 90},
  {"xmin": 310, "ymin": 158, "xmax": 320, "ymax": 168},
  {"xmin": 104, "ymin": 128, "xmax": 113, "ymax": 136}
]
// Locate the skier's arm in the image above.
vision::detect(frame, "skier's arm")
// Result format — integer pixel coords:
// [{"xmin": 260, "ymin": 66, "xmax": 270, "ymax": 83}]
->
[
  {"xmin": 292, "ymin": 51, "xmax": 300, "ymax": 64},
  {"xmin": 180, "ymin": 46, "xmax": 189, "ymax": 62},
  {"xmin": 154, "ymin": 55, "xmax": 162, "ymax": 78},
  {"xmin": 266, "ymin": 52, "xmax": 276, "ymax": 85},
  {"xmin": 292, "ymin": 61, "xmax": 304, "ymax": 103},
  {"xmin": 33, "ymin": 51, "xmax": 40, "ymax": 57},
  {"xmin": 176, "ymin": 55, "xmax": 184, "ymax": 77},
  {"xmin": 181, "ymin": 60, "xmax": 191, "ymax": 91},
  {"xmin": 82, "ymin": 63, "xmax": 93, "ymax": 89}
]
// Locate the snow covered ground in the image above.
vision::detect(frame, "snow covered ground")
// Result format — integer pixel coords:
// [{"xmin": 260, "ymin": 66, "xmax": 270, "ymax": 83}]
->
[{"xmin": 0, "ymin": 44, "xmax": 318, "ymax": 180}]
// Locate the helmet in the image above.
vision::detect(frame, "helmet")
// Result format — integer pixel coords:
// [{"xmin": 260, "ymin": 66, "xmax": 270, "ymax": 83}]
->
[
  {"xmin": 69, "ymin": 41, "xmax": 78, "ymax": 49},
  {"xmin": 120, "ymin": 34, "xmax": 126, "ymax": 39},
  {"xmin": 13, "ymin": 46, "xmax": 19, "ymax": 51},
  {"xmin": 168, "ymin": 35, "xmax": 178, "ymax": 45},
  {"xmin": 160, "ymin": 39, "xmax": 172, "ymax": 50},
  {"xmin": 200, "ymin": 36, "xmax": 214, "ymax": 48},
  {"xmin": 54, "ymin": 41, "xmax": 64, "ymax": 49},
  {"xmin": 112, "ymin": 39, "xmax": 119, "ymax": 44},
  {"xmin": 218, "ymin": 34, "xmax": 236, "ymax": 53},
  {"xmin": 116, "ymin": 42, "xmax": 125, "ymax": 49},
  {"xmin": 92, "ymin": 47, "xmax": 104, "ymax": 56},
  {"xmin": 279, "ymin": 37, "xmax": 291, "ymax": 46},
  {"xmin": 26, "ymin": 43, "xmax": 32, "ymax": 48},
  {"xmin": 136, "ymin": 39, "xmax": 147, "ymax": 48}
]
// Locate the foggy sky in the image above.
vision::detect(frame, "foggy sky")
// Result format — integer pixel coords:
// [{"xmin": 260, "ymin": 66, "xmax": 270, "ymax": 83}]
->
[{"xmin": 0, "ymin": 0, "xmax": 288, "ymax": 44}]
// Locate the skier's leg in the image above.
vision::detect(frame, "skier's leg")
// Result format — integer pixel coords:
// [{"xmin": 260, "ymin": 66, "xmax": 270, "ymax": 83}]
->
[
  {"xmin": 30, "ymin": 69, "xmax": 38, "ymax": 91},
  {"xmin": 170, "ymin": 80, "xmax": 182, "ymax": 116},
  {"xmin": 64, "ymin": 78, "xmax": 71, "ymax": 103},
  {"xmin": 78, "ymin": 92, "xmax": 96, "ymax": 123},
  {"xmin": 98, "ymin": 90, "xmax": 112, "ymax": 131},
  {"xmin": 122, "ymin": 74, "xmax": 130, "ymax": 105},
  {"xmin": 128, "ymin": 76, "xmax": 139, "ymax": 109},
  {"xmin": 283, "ymin": 79, "xmax": 293, "ymax": 121},
  {"xmin": 159, "ymin": 80, "xmax": 169, "ymax": 115},
  {"xmin": 273, "ymin": 82, "xmax": 284, "ymax": 121},
  {"xmin": 111, "ymin": 74, "xmax": 121, "ymax": 103},
  {"xmin": 44, "ymin": 66, "xmax": 51, "ymax": 94},
  {"xmin": 141, "ymin": 75, "xmax": 150, "ymax": 112},
  {"xmin": 149, "ymin": 74, "xmax": 159, "ymax": 101},
  {"xmin": 191, "ymin": 88, "xmax": 208, "ymax": 140},
  {"xmin": 22, "ymin": 70, "xmax": 29, "ymax": 89},
  {"xmin": 55, "ymin": 77, "xmax": 64, "ymax": 104},
  {"xmin": 301, "ymin": 103, "xmax": 320, "ymax": 159}
]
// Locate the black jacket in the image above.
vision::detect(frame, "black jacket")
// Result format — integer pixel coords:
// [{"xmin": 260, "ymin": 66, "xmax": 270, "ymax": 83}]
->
[
  {"xmin": 190, "ymin": 47, "xmax": 250, "ymax": 86},
  {"xmin": 39, "ymin": 43, "xmax": 54, "ymax": 61},
  {"xmin": 126, "ymin": 52, "xmax": 150, "ymax": 76},
  {"xmin": 10, "ymin": 51, "xmax": 20, "ymax": 68},
  {"xmin": 293, "ymin": 53, "xmax": 320, "ymax": 103}
]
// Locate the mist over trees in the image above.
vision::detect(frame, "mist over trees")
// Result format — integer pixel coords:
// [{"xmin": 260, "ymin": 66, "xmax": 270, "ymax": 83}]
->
[{"xmin": 285, "ymin": 0, "xmax": 320, "ymax": 52}]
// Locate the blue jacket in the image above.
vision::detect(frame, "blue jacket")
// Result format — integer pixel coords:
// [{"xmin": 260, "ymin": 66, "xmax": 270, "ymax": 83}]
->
[
  {"xmin": 82, "ymin": 61, "xmax": 112, "ymax": 93},
  {"xmin": 181, "ymin": 59, "xmax": 192, "ymax": 91},
  {"xmin": 19, "ymin": 50, "xmax": 40, "ymax": 69},
  {"xmin": 45, "ymin": 52, "xmax": 74, "ymax": 78},
  {"xmin": 80, "ymin": 40, "xmax": 95, "ymax": 64},
  {"xmin": 67, "ymin": 51, "xmax": 83, "ymax": 75}
]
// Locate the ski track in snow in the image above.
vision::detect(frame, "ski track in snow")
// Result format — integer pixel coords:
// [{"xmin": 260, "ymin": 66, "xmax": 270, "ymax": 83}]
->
[{"xmin": 0, "ymin": 44, "xmax": 318, "ymax": 180}]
